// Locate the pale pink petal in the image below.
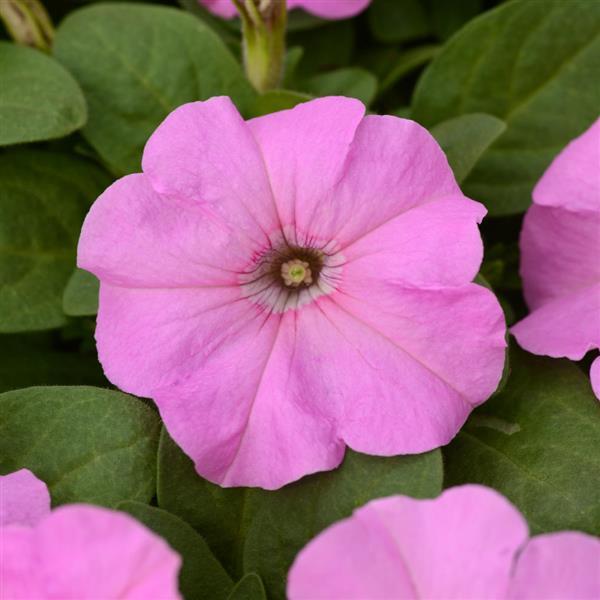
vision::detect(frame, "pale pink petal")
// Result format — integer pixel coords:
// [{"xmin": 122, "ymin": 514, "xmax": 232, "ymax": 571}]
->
[
  {"xmin": 533, "ymin": 118, "xmax": 600, "ymax": 212},
  {"xmin": 342, "ymin": 195, "xmax": 486, "ymax": 288},
  {"xmin": 591, "ymin": 356, "xmax": 600, "ymax": 400},
  {"xmin": 508, "ymin": 532, "xmax": 600, "ymax": 599},
  {"xmin": 307, "ymin": 115, "xmax": 461, "ymax": 247},
  {"xmin": 34, "ymin": 505, "xmax": 181, "ymax": 599},
  {"xmin": 78, "ymin": 174, "xmax": 260, "ymax": 288},
  {"xmin": 155, "ymin": 310, "xmax": 345, "ymax": 490},
  {"xmin": 201, "ymin": 0, "xmax": 237, "ymax": 18},
  {"xmin": 248, "ymin": 96, "xmax": 365, "ymax": 244},
  {"xmin": 288, "ymin": 485, "xmax": 529, "ymax": 600},
  {"xmin": 293, "ymin": 0, "xmax": 371, "ymax": 19},
  {"xmin": 511, "ymin": 284, "xmax": 600, "ymax": 361},
  {"xmin": 95, "ymin": 283, "xmax": 245, "ymax": 398},
  {"xmin": 0, "ymin": 527, "xmax": 43, "ymax": 599},
  {"xmin": 142, "ymin": 97, "xmax": 278, "ymax": 243},
  {"xmin": 519, "ymin": 204, "xmax": 600, "ymax": 309},
  {"xmin": 0, "ymin": 469, "xmax": 50, "ymax": 527}
]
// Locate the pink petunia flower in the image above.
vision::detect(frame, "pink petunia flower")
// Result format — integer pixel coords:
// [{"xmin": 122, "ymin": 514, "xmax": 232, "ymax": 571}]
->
[
  {"xmin": 287, "ymin": 484, "xmax": 600, "ymax": 599},
  {"xmin": 78, "ymin": 96, "xmax": 506, "ymax": 490},
  {"xmin": 200, "ymin": 0, "xmax": 371, "ymax": 20},
  {"xmin": 511, "ymin": 118, "xmax": 600, "ymax": 399},
  {"xmin": 0, "ymin": 469, "xmax": 181, "ymax": 599}
]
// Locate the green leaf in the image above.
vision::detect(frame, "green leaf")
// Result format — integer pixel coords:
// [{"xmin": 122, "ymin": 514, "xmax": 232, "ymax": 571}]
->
[
  {"xmin": 368, "ymin": 0, "xmax": 431, "ymax": 44},
  {"xmin": 0, "ymin": 333, "xmax": 106, "ymax": 393},
  {"xmin": 412, "ymin": 0, "xmax": 600, "ymax": 215},
  {"xmin": 0, "ymin": 386, "xmax": 161, "ymax": 507},
  {"xmin": 426, "ymin": 0, "xmax": 483, "ymax": 40},
  {"xmin": 444, "ymin": 345, "xmax": 600, "ymax": 536},
  {"xmin": 250, "ymin": 90, "xmax": 312, "ymax": 117},
  {"xmin": 119, "ymin": 502, "xmax": 234, "ymax": 600},
  {"xmin": 378, "ymin": 45, "xmax": 440, "ymax": 95},
  {"xmin": 63, "ymin": 268, "xmax": 99, "ymax": 316},
  {"xmin": 228, "ymin": 574, "xmax": 266, "ymax": 600},
  {"xmin": 244, "ymin": 450, "xmax": 443, "ymax": 599},
  {"xmin": 54, "ymin": 3, "xmax": 255, "ymax": 175},
  {"xmin": 303, "ymin": 68, "xmax": 377, "ymax": 106},
  {"xmin": 0, "ymin": 150, "xmax": 111, "ymax": 333},
  {"xmin": 0, "ymin": 41, "xmax": 87, "ymax": 146},
  {"xmin": 431, "ymin": 113, "xmax": 507, "ymax": 183},
  {"xmin": 157, "ymin": 429, "xmax": 250, "ymax": 576}
]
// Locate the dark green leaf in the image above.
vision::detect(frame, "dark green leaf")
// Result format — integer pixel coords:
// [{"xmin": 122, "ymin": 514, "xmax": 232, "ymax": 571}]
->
[
  {"xmin": 426, "ymin": 0, "xmax": 483, "ymax": 40},
  {"xmin": 63, "ymin": 268, "xmax": 99, "ymax": 316},
  {"xmin": 0, "ymin": 41, "xmax": 87, "ymax": 146},
  {"xmin": 119, "ymin": 502, "xmax": 234, "ymax": 600},
  {"xmin": 54, "ymin": 3, "xmax": 255, "ymax": 175},
  {"xmin": 0, "ymin": 150, "xmax": 111, "ymax": 333},
  {"xmin": 244, "ymin": 450, "xmax": 443, "ymax": 599},
  {"xmin": 368, "ymin": 0, "xmax": 431, "ymax": 44},
  {"xmin": 378, "ymin": 44, "xmax": 440, "ymax": 95},
  {"xmin": 250, "ymin": 90, "xmax": 312, "ymax": 117},
  {"xmin": 431, "ymin": 113, "xmax": 507, "ymax": 183},
  {"xmin": 228, "ymin": 574, "xmax": 266, "ymax": 600},
  {"xmin": 303, "ymin": 68, "xmax": 377, "ymax": 106},
  {"xmin": 0, "ymin": 386, "xmax": 161, "ymax": 507},
  {"xmin": 157, "ymin": 429, "xmax": 251, "ymax": 576},
  {"xmin": 444, "ymin": 345, "xmax": 600, "ymax": 536},
  {"xmin": 412, "ymin": 0, "xmax": 600, "ymax": 214}
]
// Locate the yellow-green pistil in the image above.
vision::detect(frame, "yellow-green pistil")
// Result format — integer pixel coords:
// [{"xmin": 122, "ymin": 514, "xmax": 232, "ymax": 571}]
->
[{"xmin": 281, "ymin": 259, "xmax": 313, "ymax": 287}]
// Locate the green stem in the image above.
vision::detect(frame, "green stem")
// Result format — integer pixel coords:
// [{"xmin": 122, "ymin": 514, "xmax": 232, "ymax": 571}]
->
[
  {"xmin": 238, "ymin": 0, "xmax": 287, "ymax": 93},
  {"xmin": 0, "ymin": 0, "xmax": 54, "ymax": 52}
]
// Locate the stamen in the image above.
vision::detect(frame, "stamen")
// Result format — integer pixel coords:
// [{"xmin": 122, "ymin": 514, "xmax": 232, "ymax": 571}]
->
[{"xmin": 281, "ymin": 259, "xmax": 313, "ymax": 287}]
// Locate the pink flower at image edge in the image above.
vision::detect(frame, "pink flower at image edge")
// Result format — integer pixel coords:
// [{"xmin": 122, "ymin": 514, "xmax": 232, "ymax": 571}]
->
[
  {"xmin": 511, "ymin": 118, "xmax": 600, "ymax": 400},
  {"xmin": 200, "ymin": 0, "xmax": 371, "ymax": 20},
  {"xmin": 78, "ymin": 96, "xmax": 507, "ymax": 490},
  {"xmin": 0, "ymin": 469, "xmax": 181, "ymax": 599},
  {"xmin": 287, "ymin": 484, "xmax": 600, "ymax": 599}
]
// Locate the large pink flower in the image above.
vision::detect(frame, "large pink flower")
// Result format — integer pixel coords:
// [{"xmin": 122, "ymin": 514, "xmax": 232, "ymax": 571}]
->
[
  {"xmin": 78, "ymin": 96, "xmax": 506, "ymax": 490},
  {"xmin": 288, "ymin": 484, "xmax": 600, "ymax": 599},
  {"xmin": 511, "ymin": 119, "xmax": 600, "ymax": 399},
  {"xmin": 0, "ymin": 469, "xmax": 181, "ymax": 599},
  {"xmin": 200, "ymin": 0, "xmax": 371, "ymax": 20}
]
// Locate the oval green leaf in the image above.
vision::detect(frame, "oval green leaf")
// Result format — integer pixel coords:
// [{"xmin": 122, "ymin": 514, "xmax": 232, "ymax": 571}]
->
[
  {"xmin": 228, "ymin": 574, "xmax": 266, "ymax": 600},
  {"xmin": 63, "ymin": 268, "xmax": 99, "ymax": 316}
]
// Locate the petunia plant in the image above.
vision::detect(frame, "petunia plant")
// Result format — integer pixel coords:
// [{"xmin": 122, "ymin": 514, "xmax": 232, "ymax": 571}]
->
[{"xmin": 0, "ymin": 0, "xmax": 599, "ymax": 598}]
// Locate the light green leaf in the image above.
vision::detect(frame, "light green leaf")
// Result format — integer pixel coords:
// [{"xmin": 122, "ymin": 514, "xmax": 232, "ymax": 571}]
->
[
  {"xmin": 244, "ymin": 450, "xmax": 443, "ymax": 599},
  {"xmin": 250, "ymin": 90, "xmax": 312, "ymax": 117},
  {"xmin": 444, "ymin": 345, "xmax": 600, "ymax": 536},
  {"xmin": 412, "ymin": 0, "xmax": 600, "ymax": 214},
  {"xmin": 0, "ymin": 386, "xmax": 161, "ymax": 507},
  {"xmin": 63, "ymin": 268, "xmax": 99, "ymax": 316},
  {"xmin": 119, "ymin": 502, "xmax": 234, "ymax": 600},
  {"xmin": 431, "ymin": 113, "xmax": 507, "ymax": 183},
  {"xmin": 304, "ymin": 68, "xmax": 377, "ymax": 106},
  {"xmin": 54, "ymin": 3, "xmax": 255, "ymax": 175},
  {"xmin": 368, "ymin": 0, "xmax": 431, "ymax": 44},
  {"xmin": 228, "ymin": 574, "xmax": 266, "ymax": 600},
  {"xmin": 0, "ymin": 150, "xmax": 110, "ymax": 333},
  {"xmin": 0, "ymin": 41, "xmax": 87, "ymax": 146},
  {"xmin": 157, "ymin": 429, "xmax": 250, "ymax": 576}
]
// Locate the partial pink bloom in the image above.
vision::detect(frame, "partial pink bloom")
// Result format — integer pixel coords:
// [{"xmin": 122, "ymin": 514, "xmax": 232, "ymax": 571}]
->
[
  {"xmin": 200, "ymin": 0, "xmax": 371, "ymax": 20},
  {"xmin": 0, "ymin": 470, "xmax": 181, "ymax": 599},
  {"xmin": 78, "ymin": 96, "xmax": 506, "ymax": 489},
  {"xmin": 287, "ymin": 485, "xmax": 600, "ymax": 600},
  {"xmin": 511, "ymin": 119, "xmax": 600, "ymax": 399}
]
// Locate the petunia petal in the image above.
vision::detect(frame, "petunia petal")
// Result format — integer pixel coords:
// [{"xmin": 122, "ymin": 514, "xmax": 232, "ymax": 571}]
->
[
  {"xmin": 508, "ymin": 532, "xmax": 600, "ymax": 599},
  {"xmin": 341, "ymin": 195, "xmax": 486, "ymax": 288},
  {"xmin": 294, "ymin": 0, "xmax": 372, "ymax": 19},
  {"xmin": 307, "ymin": 115, "xmax": 461, "ymax": 247},
  {"xmin": 0, "ymin": 469, "xmax": 50, "ymax": 527},
  {"xmin": 155, "ymin": 309, "xmax": 345, "ymax": 489},
  {"xmin": 533, "ymin": 118, "xmax": 600, "ymax": 212},
  {"xmin": 35, "ymin": 505, "xmax": 181, "ymax": 599},
  {"xmin": 0, "ymin": 527, "xmax": 42, "ymax": 599},
  {"xmin": 142, "ymin": 97, "xmax": 278, "ymax": 244},
  {"xmin": 519, "ymin": 204, "xmax": 600, "ymax": 310},
  {"xmin": 247, "ymin": 96, "xmax": 365, "ymax": 244},
  {"xmin": 511, "ymin": 283, "xmax": 600, "ymax": 361},
  {"xmin": 591, "ymin": 356, "xmax": 600, "ymax": 401},
  {"xmin": 78, "ymin": 174, "xmax": 260, "ymax": 288},
  {"xmin": 288, "ymin": 485, "xmax": 529, "ymax": 600}
]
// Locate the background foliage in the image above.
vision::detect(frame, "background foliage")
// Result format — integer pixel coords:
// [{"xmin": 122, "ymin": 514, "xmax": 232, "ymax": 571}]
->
[{"xmin": 1, "ymin": 0, "xmax": 599, "ymax": 598}]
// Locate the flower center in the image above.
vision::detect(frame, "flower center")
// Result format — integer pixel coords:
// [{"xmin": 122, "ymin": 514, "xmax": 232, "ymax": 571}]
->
[{"xmin": 281, "ymin": 259, "xmax": 312, "ymax": 287}]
